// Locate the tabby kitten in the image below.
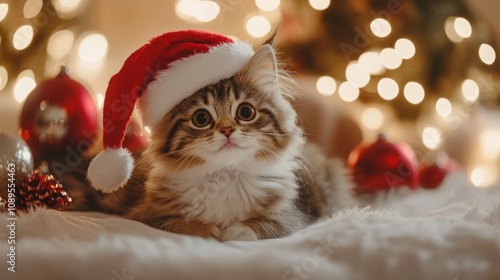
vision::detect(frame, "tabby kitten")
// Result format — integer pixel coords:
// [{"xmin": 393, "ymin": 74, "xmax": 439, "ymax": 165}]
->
[{"xmin": 65, "ymin": 43, "xmax": 355, "ymax": 241}]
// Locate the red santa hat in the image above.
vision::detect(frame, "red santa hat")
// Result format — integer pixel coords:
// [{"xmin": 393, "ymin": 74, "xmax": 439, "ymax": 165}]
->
[{"xmin": 87, "ymin": 30, "xmax": 255, "ymax": 192}]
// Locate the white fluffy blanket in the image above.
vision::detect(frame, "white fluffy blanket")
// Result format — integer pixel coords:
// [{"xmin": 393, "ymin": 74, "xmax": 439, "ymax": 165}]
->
[{"xmin": 1, "ymin": 173, "xmax": 500, "ymax": 280}]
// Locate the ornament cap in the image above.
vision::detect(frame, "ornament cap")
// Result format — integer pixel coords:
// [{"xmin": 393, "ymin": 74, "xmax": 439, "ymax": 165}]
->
[
  {"xmin": 58, "ymin": 65, "xmax": 69, "ymax": 77},
  {"xmin": 377, "ymin": 132, "xmax": 387, "ymax": 141}
]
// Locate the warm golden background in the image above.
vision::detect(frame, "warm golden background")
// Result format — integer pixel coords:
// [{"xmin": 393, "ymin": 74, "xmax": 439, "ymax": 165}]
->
[{"xmin": 1, "ymin": 0, "xmax": 500, "ymax": 187}]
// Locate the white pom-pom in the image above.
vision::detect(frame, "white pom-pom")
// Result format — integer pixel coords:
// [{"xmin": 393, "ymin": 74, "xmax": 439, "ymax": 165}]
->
[{"xmin": 87, "ymin": 148, "xmax": 134, "ymax": 192}]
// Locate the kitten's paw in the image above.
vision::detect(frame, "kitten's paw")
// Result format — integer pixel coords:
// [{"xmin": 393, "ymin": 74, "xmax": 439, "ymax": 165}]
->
[
  {"xmin": 209, "ymin": 225, "xmax": 221, "ymax": 239},
  {"xmin": 221, "ymin": 223, "xmax": 258, "ymax": 241}
]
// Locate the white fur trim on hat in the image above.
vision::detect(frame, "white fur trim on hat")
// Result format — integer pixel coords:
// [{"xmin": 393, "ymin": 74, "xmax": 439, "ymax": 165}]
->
[
  {"xmin": 87, "ymin": 148, "xmax": 134, "ymax": 192},
  {"xmin": 138, "ymin": 41, "xmax": 254, "ymax": 127}
]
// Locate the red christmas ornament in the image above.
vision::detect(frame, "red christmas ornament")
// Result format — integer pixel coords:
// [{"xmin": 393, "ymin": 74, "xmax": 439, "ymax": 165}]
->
[
  {"xmin": 19, "ymin": 66, "xmax": 98, "ymax": 161},
  {"xmin": 16, "ymin": 169, "xmax": 72, "ymax": 211},
  {"xmin": 419, "ymin": 152, "xmax": 460, "ymax": 189},
  {"xmin": 122, "ymin": 120, "xmax": 150, "ymax": 154},
  {"xmin": 347, "ymin": 133, "xmax": 420, "ymax": 194}
]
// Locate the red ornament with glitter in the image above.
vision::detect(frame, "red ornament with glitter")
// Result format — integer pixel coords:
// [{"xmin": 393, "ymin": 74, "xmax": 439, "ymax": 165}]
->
[
  {"xmin": 16, "ymin": 169, "xmax": 72, "ymax": 211},
  {"xmin": 347, "ymin": 133, "xmax": 420, "ymax": 194},
  {"xmin": 19, "ymin": 66, "xmax": 98, "ymax": 162}
]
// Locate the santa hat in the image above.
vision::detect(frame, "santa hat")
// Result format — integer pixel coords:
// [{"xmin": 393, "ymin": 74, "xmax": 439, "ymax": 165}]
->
[{"xmin": 87, "ymin": 30, "xmax": 255, "ymax": 192}]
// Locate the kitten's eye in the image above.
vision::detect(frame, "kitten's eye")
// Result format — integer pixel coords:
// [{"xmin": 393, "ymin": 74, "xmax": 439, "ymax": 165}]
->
[
  {"xmin": 192, "ymin": 109, "xmax": 212, "ymax": 128},
  {"xmin": 236, "ymin": 103, "xmax": 256, "ymax": 121}
]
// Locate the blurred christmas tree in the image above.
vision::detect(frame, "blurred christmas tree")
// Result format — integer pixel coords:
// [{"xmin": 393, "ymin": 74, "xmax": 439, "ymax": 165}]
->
[
  {"xmin": 278, "ymin": 0, "xmax": 500, "ymax": 186},
  {"xmin": 279, "ymin": 0, "xmax": 500, "ymax": 120},
  {"xmin": 0, "ymin": 0, "xmax": 86, "ymax": 102}
]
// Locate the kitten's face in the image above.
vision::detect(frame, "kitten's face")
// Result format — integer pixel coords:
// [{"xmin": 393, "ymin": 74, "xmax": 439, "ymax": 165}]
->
[{"xmin": 147, "ymin": 45, "xmax": 303, "ymax": 172}]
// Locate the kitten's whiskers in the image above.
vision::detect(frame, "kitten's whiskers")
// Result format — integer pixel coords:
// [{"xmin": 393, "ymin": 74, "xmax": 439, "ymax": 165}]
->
[
  {"xmin": 161, "ymin": 136, "xmax": 213, "ymax": 156},
  {"xmin": 163, "ymin": 140, "xmax": 209, "ymax": 171},
  {"xmin": 244, "ymin": 136, "xmax": 289, "ymax": 168}
]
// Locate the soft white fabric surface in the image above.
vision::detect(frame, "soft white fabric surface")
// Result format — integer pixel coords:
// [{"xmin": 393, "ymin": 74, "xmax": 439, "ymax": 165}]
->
[{"xmin": 1, "ymin": 173, "xmax": 499, "ymax": 280}]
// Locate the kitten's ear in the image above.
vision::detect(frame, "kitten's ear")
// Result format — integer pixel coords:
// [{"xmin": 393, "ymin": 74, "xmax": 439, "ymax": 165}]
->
[
  {"xmin": 262, "ymin": 27, "xmax": 278, "ymax": 47},
  {"xmin": 241, "ymin": 44, "xmax": 278, "ymax": 87}
]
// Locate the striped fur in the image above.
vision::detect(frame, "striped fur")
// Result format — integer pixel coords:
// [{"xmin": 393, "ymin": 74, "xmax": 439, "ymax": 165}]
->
[
  {"xmin": 63, "ymin": 44, "xmax": 356, "ymax": 241},
  {"xmin": 126, "ymin": 45, "xmax": 309, "ymax": 240}
]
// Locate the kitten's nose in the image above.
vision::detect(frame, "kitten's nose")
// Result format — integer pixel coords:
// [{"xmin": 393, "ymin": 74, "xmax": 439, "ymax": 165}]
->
[{"xmin": 220, "ymin": 126, "xmax": 235, "ymax": 138}]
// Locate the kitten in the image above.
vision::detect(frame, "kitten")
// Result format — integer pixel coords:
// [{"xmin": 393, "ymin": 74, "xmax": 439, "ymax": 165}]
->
[{"xmin": 62, "ymin": 43, "xmax": 355, "ymax": 241}]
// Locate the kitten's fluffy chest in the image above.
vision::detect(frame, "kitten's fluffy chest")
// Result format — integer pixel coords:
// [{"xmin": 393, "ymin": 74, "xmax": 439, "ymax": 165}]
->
[{"xmin": 171, "ymin": 167, "xmax": 293, "ymax": 227}]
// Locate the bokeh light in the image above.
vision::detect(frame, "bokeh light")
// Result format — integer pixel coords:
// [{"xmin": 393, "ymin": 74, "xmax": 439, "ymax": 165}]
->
[
  {"xmin": 176, "ymin": 0, "xmax": 197, "ymax": 19},
  {"xmin": 0, "ymin": 66, "xmax": 8, "ymax": 91},
  {"xmin": 175, "ymin": 0, "xmax": 220, "ymax": 22},
  {"xmin": 246, "ymin": 15, "xmax": 271, "ymax": 38},
  {"xmin": 404, "ymin": 82, "xmax": 425, "ymax": 104},
  {"xmin": 78, "ymin": 33, "xmax": 108, "ymax": 63},
  {"xmin": 194, "ymin": 1, "xmax": 220, "ymax": 22},
  {"xmin": 461, "ymin": 79, "xmax": 479, "ymax": 102},
  {"xmin": 52, "ymin": 0, "xmax": 82, "ymax": 14},
  {"xmin": 479, "ymin": 44, "xmax": 496, "ymax": 65},
  {"xmin": 256, "ymin": 0, "xmax": 280, "ymax": 12},
  {"xmin": 0, "ymin": 3, "xmax": 8, "ymax": 22},
  {"xmin": 370, "ymin": 18, "xmax": 392, "ymax": 38},
  {"xmin": 480, "ymin": 130, "xmax": 500, "ymax": 160},
  {"xmin": 380, "ymin": 48, "xmax": 402, "ymax": 70},
  {"xmin": 435, "ymin": 98, "xmax": 452, "ymax": 118},
  {"xmin": 454, "ymin": 17, "xmax": 472, "ymax": 38},
  {"xmin": 338, "ymin": 82, "xmax": 359, "ymax": 102},
  {"xmin": 471, "ymin": 167, "xmax": 485, "ymax": 187},
  {"xmin": 316, "ymin": 76, "xmax": 337, "ymax": 96},
  {"xmin": 47, "ymin": 29, "xmax": 74, "ymax": 60},
  {"xmin": 377, "ymin": 78, "xmax": 399, "ymax": 100},
  {"xmin": 444, "ymin": 17, "xmax": 463, "ymax": 43},
  {"xmin": 362, "ymin": 107, "xmax": 384, "ymax": 130},
  {"xmin": 96, "ymin": 93, "xmax": 105, "ymax": 109},
  {"xmin": 394, "ymin": 38, "xmax": 415, "ymax": 60},
  {"xmin": 13, "ymin": 25, "xmax": 34, "ymax": 50},
  {"xmin": 358, "ymin": 50, "xmax": 385, "ymax": 75},
  {"xmin": 345, "ymin": 62, "xmax": 370, "ymax": 88},
  {"xmin": 23, "ymin": 0, "xmax": 43, "ymax": 19},
  {"xmin": 309, "ymin": 0, "xmax": 330, "ymax": 11},
  {"xmin": 422, "ymin": 127, "xmax": 442, "ymax": 150},
  {"xmin": 14, "ymin": 70, "xmax": 36, "ymax": 103}
]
